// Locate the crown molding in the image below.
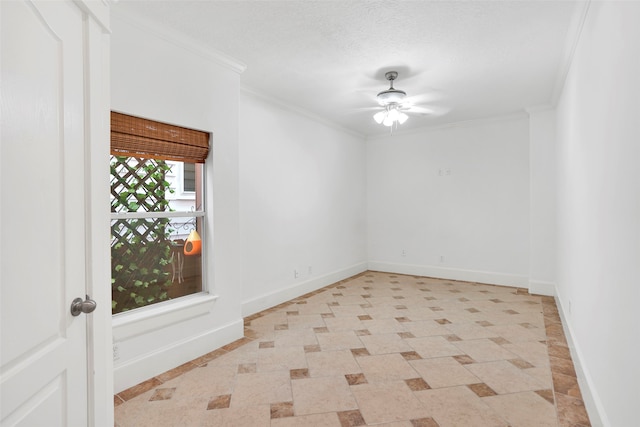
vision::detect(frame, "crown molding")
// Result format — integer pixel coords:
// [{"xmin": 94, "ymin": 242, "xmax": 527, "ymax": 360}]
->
[
  {"xmin": 240, "ymin": 86, "xmax": 365, "ymax": 140},
  {"xmin": 111, "ymin": 8, "xmax": 246, "ymax": 74},
  {"xmin": 525, "ymin": 104, "xmax": 555, "ymax": 115},
  {"xmin": 75, "ymin": 0, "xmax": 111, "ymax": 31},
  {"xmin": 550, "ymin": 0, "xmax": 591, "ymax": 106}
]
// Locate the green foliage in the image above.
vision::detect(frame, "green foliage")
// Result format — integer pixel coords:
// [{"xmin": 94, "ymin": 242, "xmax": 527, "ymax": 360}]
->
[{"xmin": 110, "ymin": 156, "xmax": 175, "ymax": 314}]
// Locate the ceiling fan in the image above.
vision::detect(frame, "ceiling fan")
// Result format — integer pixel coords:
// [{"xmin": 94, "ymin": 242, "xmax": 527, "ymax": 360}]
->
[{"xmin": 372, "ymin": 71, "xmax": 440, "ymax": 129}]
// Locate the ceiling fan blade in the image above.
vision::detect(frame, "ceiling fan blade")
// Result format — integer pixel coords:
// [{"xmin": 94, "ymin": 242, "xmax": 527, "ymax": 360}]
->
[
  {"xmin": 345, "ymin": 106, "xmax": 384, "ymax": 115},
  {"xmin": 401, "ymin": 105, "xmax": 450, "ymax": 116},
  {"xmin": 354, "ymin": 89, "xmax": 380, "ymax": 103},
  {"xmin": 403, "ymin": 91, "xmax": 444, "ymax": 106}
]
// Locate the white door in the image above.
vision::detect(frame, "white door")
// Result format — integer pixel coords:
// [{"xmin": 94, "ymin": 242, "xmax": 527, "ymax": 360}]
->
[{"xmin": 1, "ymin": 1, "xmax": 98, "ymax": 425}]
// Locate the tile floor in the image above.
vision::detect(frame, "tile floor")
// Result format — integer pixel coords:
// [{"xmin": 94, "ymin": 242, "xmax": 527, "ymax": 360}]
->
[{"xmin": 114, "ymin": 271, "xmax": 591, "ymax": 427}]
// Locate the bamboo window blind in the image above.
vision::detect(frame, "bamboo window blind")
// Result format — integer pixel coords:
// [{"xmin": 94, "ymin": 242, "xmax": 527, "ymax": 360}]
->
[{"xmin": 111, "ymin": 111, "xmax": 210, "ymax": 163}]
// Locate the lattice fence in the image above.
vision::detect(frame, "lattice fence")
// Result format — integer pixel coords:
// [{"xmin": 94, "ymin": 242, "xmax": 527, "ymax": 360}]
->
[
  {"xmin": 110, "ymin": 156, "xmax": 175, "ymax": 313},
  {"xmin": 110, "ymin": 156, "xmax": 171, "ymax": 214}
]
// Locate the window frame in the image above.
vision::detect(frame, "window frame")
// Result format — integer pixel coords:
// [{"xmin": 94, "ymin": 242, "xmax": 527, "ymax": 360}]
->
[{"xmin": 110, "ymin": 160, "xmax": 208, "ymax": 317}]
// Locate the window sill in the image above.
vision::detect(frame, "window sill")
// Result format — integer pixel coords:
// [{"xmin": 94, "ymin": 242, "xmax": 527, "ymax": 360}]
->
[{"xmin": 112, "ymin": 293, "xmax": 219, "ymax": 341}]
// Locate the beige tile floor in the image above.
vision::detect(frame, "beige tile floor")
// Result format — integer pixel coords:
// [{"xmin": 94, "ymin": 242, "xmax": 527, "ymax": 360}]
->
[{"xmin": 114, "ymin": 271, "xmax": 591, "ymax": 427}]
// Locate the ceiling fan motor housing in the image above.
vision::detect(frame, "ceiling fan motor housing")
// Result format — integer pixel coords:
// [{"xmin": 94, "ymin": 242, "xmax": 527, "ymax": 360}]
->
[
  {"xmin": 377, "ymin": 71, "xmax": 406, "ymax": 106},
  {"xmin": 377, "ymin": 89, "xmax": 406, "ymax": 106}
]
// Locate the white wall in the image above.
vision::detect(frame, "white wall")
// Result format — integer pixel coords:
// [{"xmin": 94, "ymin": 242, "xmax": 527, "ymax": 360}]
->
[
  {"xmin": 528, "ymin": 109, "xmax": 557, "ymax": 295},
  {"xmin": 367, "ymin": 117, "xmax": 530, "ymax": 287},
  {"xmin": 110, "ymin": 14, "xmax": 244, "ymax": 392},
  {"xmin": 555, "ymin": 2, "xmax": 640, "ymax": 425},
  {"xmin": 239, "ymin": 92, "xmax": 368, "ymax": 315}
]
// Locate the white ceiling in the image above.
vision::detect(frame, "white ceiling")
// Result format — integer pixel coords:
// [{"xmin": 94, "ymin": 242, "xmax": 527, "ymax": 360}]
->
[{"xmin": 114, "ymin": 0, "xmax": 584, "ymax": 137}]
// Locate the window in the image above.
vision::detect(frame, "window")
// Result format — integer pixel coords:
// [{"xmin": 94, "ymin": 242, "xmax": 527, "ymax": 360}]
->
[
  {"xmin": 165, "ymin": 161, "xmax": 197, "ymax": 199},
  {"xmin": 110, "ymin": 112, "xmax": 209, "ymax": 314},
  {"xmin": 183, "ymin": 162, "xmax": 196, "ymax": 192}
]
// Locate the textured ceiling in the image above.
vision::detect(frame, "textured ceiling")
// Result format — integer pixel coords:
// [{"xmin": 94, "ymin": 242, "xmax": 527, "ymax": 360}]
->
[{"xmin": 114, "ymin": 0, "xmax": 583, "ymax": 136}]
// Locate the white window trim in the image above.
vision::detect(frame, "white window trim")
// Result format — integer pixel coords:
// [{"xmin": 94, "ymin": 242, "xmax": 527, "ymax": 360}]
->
[{"xmin": 111, "ymin": 211, "xmax": 205, "ymax": 219}]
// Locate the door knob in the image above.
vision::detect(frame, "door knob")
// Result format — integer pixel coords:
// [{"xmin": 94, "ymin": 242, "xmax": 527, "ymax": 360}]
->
[{"xmin": 70, "ymin": 295, "xmax": 97, "ymax": 316}]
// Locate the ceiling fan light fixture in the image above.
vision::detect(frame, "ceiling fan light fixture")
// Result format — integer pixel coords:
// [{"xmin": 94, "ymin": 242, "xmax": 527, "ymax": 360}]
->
[
  {"xmin": 373, "ymin": 111, "xmax": 386, "ymax": 124},
  {"xmin": 374, "ymin": 105, "xmax": 409, "ymax": 128},
  {"xmin": 373, "ymin": 104, "xmax": 410, "ymax": 128}
]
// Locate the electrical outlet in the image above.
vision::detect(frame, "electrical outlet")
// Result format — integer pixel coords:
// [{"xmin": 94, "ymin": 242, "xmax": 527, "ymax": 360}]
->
[
  {"xmin": 113, "ymin": 343, "xmax": 120, "ymax": 362},
  {"xmin": 308, "ymin": 266, "xmax": 313, "ymax": 275},
  {"xmin": 439, "ymin": 255, "xmax": 445, "ymax": 263},
  {"xmin": 294, "ymin": 269, "xmax": 299, "ymax": 279},
  {"xmin": 401, "ymin": 249, "xmax": 406, "ymax": 257}
]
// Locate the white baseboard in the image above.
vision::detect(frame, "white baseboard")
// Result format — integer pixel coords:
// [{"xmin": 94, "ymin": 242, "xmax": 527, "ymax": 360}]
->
[
  {"xmin": 528, "ymin": 279, "xmax": 556, "ymax": 296},
  {"xmin": 367, "ymin": 261, "xmax": 529, "ymax": 288},
  {"xmin": 555, "ymin": 293, "xmax": 608, "ymax": 427},
  {"xmin": 113, "ymin": 318, "xmax": 243, "ymax": 393},
  {"xmin": 241, "ymin": 262, "xmax": 368, "ymax": 317}
]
